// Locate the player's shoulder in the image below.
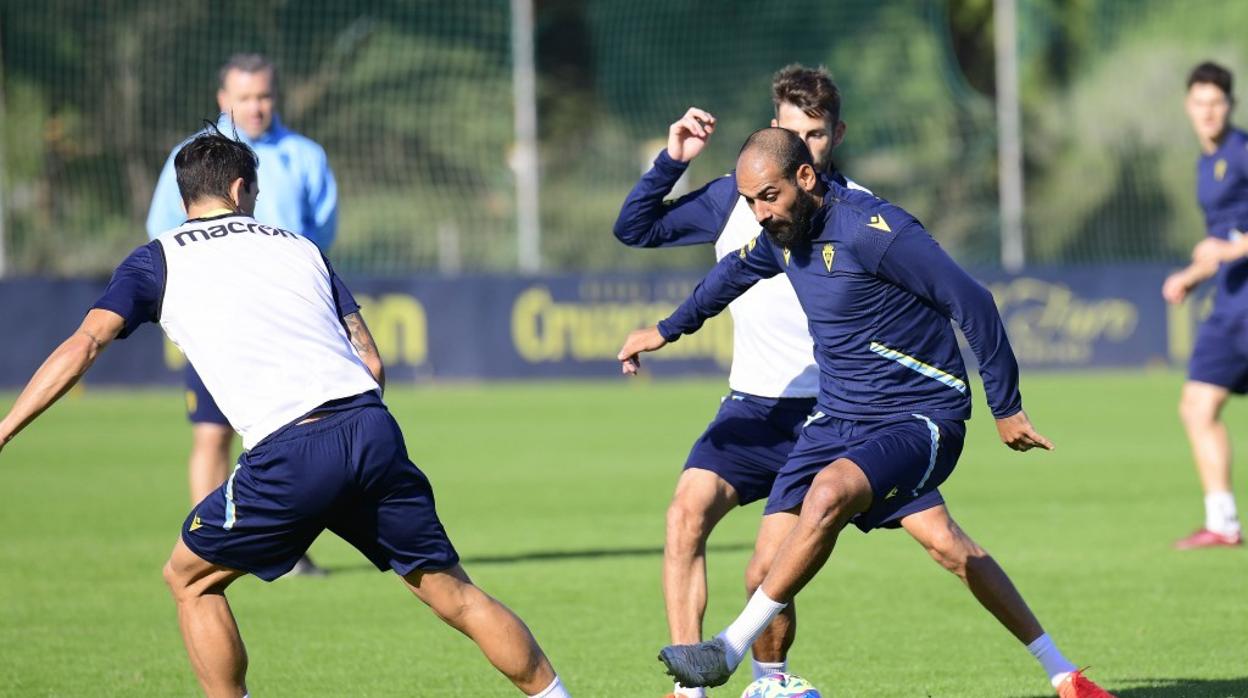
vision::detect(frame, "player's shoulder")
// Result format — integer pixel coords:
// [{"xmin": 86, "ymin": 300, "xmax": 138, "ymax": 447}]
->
[
  {"xmin": 107, "ymin": 240, "xmax": 164, "ymax": 285},
  {"xmin": 823, "ymin": 182, "xmax": 920, "ymax": 255},
  {"xmin": 1230, "ymin": 127, "xmax": 1248, "ymax": 157},
  {"xmin": 695, "ymin": 170, "xmax": 741, "ymax": 219},
  {"xmin": 829, "ymin": 182, "xmax": 911, "ymax": 230},
  {"xmin": 273, "ymin": 124, "xmax": 329, "ymax": 161}
]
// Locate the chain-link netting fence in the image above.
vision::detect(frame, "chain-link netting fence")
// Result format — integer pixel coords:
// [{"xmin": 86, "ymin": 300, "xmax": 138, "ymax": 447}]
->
[{"xmin": 1, "ymin": 0, "xmax": 1245, "ymax": 276}]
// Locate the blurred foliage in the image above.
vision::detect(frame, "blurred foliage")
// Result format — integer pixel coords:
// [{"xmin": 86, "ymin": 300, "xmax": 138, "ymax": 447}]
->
[{"xmin": 0, "ymin": 0, "xmax": 1238, "ymax": 275}]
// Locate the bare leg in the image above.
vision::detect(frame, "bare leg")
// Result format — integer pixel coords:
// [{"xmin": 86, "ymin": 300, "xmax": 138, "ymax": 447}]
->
[
  {"xmin": 402, "ymin": 564, "xmax": 557, "ymax": 695},
  {"xmin": 163, "ymin": 538, "xmax": 248, "ymax": 698},
  {"xmin": 664, "ymin": 469, "xmax": 739, "ymax": 644},
  {"xmin": 189, "ymin": 423, "xmax": 234, "ymax": 505},
  {"xmin": 745, "ymin": 511, "xmax": 800, "ymax": 664},
  {"xmin": 759, "ymin": 459, "xmax": 873, "ymax": 602},
  {"xmin": 1179, "ymin": 381, "xmax": 1233, "ymax": 497},
  {"xmin": 901, "ymin": 504, "xmax": 1043, "ymax": 644}
]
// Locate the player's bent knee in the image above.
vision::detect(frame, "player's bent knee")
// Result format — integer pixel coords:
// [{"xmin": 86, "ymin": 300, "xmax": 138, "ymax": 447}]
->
[
  {"xmin": 1179, "ymin": 403, "xmax": 1217, "ymax": 427},
  {"xmin": 1179, "ymin": 386, "xmax": 1224, "ymax": 426},
  {"xmin": 803, "ymin": 466, "xmax": 863, "ymax": 530},
  {"xmin": 929, "ymin": 526, "xmax": 986, "ymax": 577},
  {"xmin": 404, "ymin": 566, "xmax": 482, "ymax": 627},
  {"xmin": 666, "ymin": 498, "xmax": 713, "ymax": 545},
  {"xmin": 162, "ymin": 558, "xmax": 182, "ymax": 595},
  {"xmin": 927, "ymin": 536, "xmax": 968, "ymax": 575}
]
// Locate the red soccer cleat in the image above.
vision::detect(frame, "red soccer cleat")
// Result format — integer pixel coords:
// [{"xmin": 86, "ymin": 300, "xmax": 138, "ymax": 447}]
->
[
  {"xmin": 1056, "ymin": 670, "xmax": 1117, "ymax": 698},
  {"xmin": 1173, "ymin": 528, "xmax": 1243, "ymax": 550}
]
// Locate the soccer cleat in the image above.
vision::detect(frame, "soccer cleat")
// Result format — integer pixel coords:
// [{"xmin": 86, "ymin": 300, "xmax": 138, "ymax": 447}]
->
[
  {"xmin": 658, "ymin": 637, "xmax": 734, "ymax": 688},
  {"xmin": 1056, "ymin": 669, "xmax": 1117, "ymax": 698},
  {"xmin": 1173, "ymin": 528, "xmax": 1243, "ymax": 550},
  {"xmin": 284, "ymin": 554, "xmax": 331, "ymax": 577}
]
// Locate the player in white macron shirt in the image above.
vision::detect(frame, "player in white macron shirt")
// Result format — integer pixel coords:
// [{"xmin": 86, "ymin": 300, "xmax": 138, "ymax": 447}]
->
[
  {"xmin": 0, "ymin": 129, "xmax": 571, "ymax": 698},
  {"xmin": 615, "ymin": 65, "xmax": 1079, "ymax": 698}
]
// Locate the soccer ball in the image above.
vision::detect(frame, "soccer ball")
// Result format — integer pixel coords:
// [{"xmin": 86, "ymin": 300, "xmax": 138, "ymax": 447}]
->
[{"xmin": 740, "ymin": 672, "xmax": 822, "ymax": 698}]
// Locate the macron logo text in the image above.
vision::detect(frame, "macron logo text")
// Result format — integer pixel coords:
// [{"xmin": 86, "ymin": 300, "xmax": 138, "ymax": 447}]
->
[{"xmin": 174, "ymin": 221, "xmax": 295, "ymax": 247}]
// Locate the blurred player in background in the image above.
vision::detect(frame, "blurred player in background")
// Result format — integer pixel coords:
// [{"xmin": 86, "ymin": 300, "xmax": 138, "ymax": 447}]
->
[
  {"xmin": 147, "ymin": 53, "xmax": 339, "ymax": 574},
  {"xmin": 621, "ymin": 128, "xmax": 1115, "ymax": 698},
  {"xmin": 1163, "ymin": 61, "xmax": 1248, "ymax": 549},
  {"xmin": 0, "ymin": 128, "xmax": 570, "ymax": 698}
]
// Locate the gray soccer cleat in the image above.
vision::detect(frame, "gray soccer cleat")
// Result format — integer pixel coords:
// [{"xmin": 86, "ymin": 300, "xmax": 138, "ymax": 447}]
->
[
  {"xmin": 657, "ymin": 637, "xmax": 734, "ymax": 688},
  {"xmin": 284, "ymin": 554, "xmax": 330, "ymax": 578}
]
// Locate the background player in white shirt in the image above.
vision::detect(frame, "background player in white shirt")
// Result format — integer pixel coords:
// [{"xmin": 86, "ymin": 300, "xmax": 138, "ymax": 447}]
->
[{"xmin": 0, "ymin": 129, "xmax": 570, "ymax": 698}]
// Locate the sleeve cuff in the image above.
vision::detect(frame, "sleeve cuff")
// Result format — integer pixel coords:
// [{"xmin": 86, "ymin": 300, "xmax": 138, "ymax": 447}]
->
[
  {"xmin": 653, "ymin": 149, "xmax": 690, "ymax": 175},
  {"xmin": 89, "ymin": 301, "xmax": 135, "ymax": 338},
  {"xmin": 990, "ymin": 403, "xmax": 1023, "ymax": 420},
  {"xmin": 657, "ymin": 319, "xmax": 682, "ymax": 343}
]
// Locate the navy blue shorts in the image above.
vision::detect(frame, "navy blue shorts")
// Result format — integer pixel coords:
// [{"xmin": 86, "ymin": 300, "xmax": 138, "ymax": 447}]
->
[
  {"xmin": 185, "ymin": 364, "xmax": 230, "ymax": 426},
  {"xmin": 1188, "ymin": 315, "xmax": 1248, "ymax": 394},
  {"xmin": 683, "ymin": 392, "xmax": 817, "ymax": 506},
  {"xmin": 764, "ymin": 412, "xmax": 965, "ymax": 532},
  {"xmin": 181, "ymin": 392, "xmax": 460, "ymax": 581}
]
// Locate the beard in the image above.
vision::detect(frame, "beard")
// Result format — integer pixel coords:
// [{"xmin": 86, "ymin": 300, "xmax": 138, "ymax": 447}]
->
[{"xmin": 763, "ymin": 191, "xmax": 818, "ymax": 248}]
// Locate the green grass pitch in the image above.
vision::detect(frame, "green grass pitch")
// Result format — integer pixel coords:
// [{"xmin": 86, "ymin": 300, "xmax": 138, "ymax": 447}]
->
[{"xmin": 2, "ymin": 371, "xmax": 1247, "ymax": 696}]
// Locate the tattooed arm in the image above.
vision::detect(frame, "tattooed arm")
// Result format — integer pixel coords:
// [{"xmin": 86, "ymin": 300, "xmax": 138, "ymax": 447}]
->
[
  {"xmin": 0, "ymin": 309, "xmax": 125, "ymax": 452},
  {"xmin": 343, "ymin": 311, "xmax": 385, "ymax": 394}
]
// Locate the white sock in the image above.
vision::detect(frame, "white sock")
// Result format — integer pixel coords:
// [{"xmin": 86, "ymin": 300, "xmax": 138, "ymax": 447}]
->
[
  {"xmin": 529, "ymin": 675, "xmax": 570, "ymax": 698},
  {"xmin": 672, "ymin": 684, "xmax": 705, "ymax": 698},
  {"xmin": 752, "ymin": 658, "xmax": 787, "ymax": 680},
  {"xmin": 1026, "ymin": 633, "xmax": 1077, "ymax": 689},
  {"xmin": 715, "ymin": 589, "xmax": 788, "ymax": 669},
  {"xmin": 1205, "ymin": 491, "xmax": 1241, "ymax": 535}
]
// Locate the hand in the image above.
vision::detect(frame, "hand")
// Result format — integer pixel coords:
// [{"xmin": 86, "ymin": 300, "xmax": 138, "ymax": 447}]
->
[
  {"xmin": 1192, "ymin": 237, "xmax": 1232, "ymax": 266},
  {"xmin": 995, "ymin": 410, "xmax": 1054, "ymax": 452},
  {"xmin": 667, "ymin": 107, "xmax": 716, "ymax": 163},
  {"xmin": 617, "ymin": 326, "xmax": 668, "ymax": 376},
  {"xmin": 1161, "ymin": 271, "xmax": 1192, "ymax": 305}
]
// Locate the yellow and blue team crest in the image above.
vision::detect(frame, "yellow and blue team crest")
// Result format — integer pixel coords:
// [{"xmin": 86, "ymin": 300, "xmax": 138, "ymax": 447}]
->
[
  {"xmin": 740, "ymin": 672, "xmax": 822, "ymax": 698},
  {"xmin": 1216, "ymin": 158, "xmax": 1228, "ymax": 181},
  {"xmin": 867, "ymin": 213, "xmax": 891, "ymax": 232},
  {"xmin": 822, "ymin": 243, "xmax": 835, "ymax": 272},
  {"xmin": 739, "ymin": 235, "xmax": 758, "ymax": 259}
]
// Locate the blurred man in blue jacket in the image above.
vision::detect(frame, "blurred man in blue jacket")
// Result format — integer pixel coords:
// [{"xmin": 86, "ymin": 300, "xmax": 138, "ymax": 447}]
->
[{"xmin": 146, "ymin": 53, "xmax": 338, "ymax": 576}]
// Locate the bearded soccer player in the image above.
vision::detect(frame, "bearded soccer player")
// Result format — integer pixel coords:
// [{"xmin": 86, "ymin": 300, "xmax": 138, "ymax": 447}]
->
[
  {"xmin": 1163, "ymin": 61, "xmax": 1248, "ymax": 549},
  {"xmin": 616, "ymin": 66, "xmax": 1089, "ymax": 698},
  {"xmin": 0, "ymin": 129, "xmax": 570, "ymax": 698},
  {"xmin": 614, "ymin": 65, "xmax": 880, "ymax": 698},
  {"xmin": 619, "ymin": 128, "xmax": 1115, "ymax": 697}
]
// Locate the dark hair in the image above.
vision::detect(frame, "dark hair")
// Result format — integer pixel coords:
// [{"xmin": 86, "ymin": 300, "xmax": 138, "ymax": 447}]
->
[
  {"xmin": 218, "ymin": 53, "xmax": 276, "ymax": 89},
  {"xmin": 174, "ymin": 123, "xmax": 260, "ymax": 207},
  {"xmin": 740, "ymin": 127, "xmax": 813, "ymax": 179},
  {"xmin": 772, "ymin": 64, "xmax": 842, "ymax": 124},
  {"xmin": 1187, "ymin": 61, "xmax": 1233, "ymax": 98}
]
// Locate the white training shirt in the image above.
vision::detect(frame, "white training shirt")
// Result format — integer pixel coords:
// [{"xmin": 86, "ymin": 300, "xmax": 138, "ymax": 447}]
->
[{"xmin": 154, "ymin": 214, "xmax": 379, "ymax": 448}]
